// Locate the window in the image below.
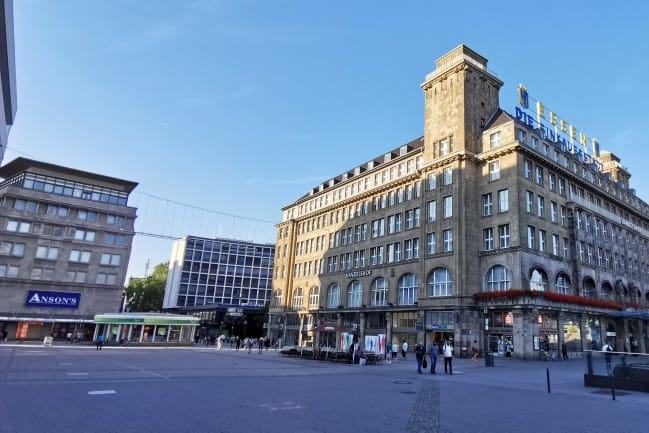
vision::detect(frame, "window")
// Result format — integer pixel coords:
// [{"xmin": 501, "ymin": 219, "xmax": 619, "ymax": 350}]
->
[
  {"xmin": 347, "ymin": 281, "xmax": 362, "ymax": 307},
  {"xmin": 0, "ymin": 241, "xmax": 25, "ymax": 257},
  {"xmin": 106, "ymin": 214, "xmax": 126, "ymax": 226},
  {"xmin": 485, "ymin": 265, "xmax": 511, "ymax": 291},
  {"xmin": 77, "ymin": 210, "xmax": 98, "ymax": 222},
  {"xmin": 530, "ymin": 269, "xmax": 547, "ymax": 291},
  {"xmin": 6, "ymin": 220, "xmax": 31, "ymax": 233},
  {"xmin": 439, "ymin": 138, "xmax": 449, "ymax": 156},
  {"xmin": 443, "ymin": 229, "xmax": 453, "ymax": 252},
  {"xmin": 370, "ymin": 278, "xmax": 388, "ymax": 307},
  {"xmin": 560, "ymin": 206, "xmax": 567, "ymax": 226},
  {"xmin": 527, "ymin": 226, "xmax": 535, "ymax": 249},
  {"xmin": 483, "ymin": 193, "xmax": 493, "ymax": 216},
  {"xmin": 0, "ymin": 264, "xmax": 19, "ymax": 278},
  {"xmin": 490, "ymin": 131, "xmax": 502, "ymax": 148},
  {"xmin": 292, "ymin": 287, "xmax": 303, "ymax": 309},
  {"xmin": 498, "ymin": 224, "xmax": 510, "ymax": 248},
  {"xmin": 46, "ymin": 205, "xmax": 69, "ymax": 217},
  {"xmin": 398, "ymin": 273, "xmax": 419, "ymax": 305},
  {"xmin": 353, "ymin": 250, "xmax": 365, "ymax": 268},
  {"xmin": 556, "ymin": 274, "xmax": 570, "ymax": 295},
  {"xmin": 517, "ymin": 129, "xmax": 526, "ymax": 143},
  {"xmin": 427, "ymin": 200, "xmax": 437, "ymax": 222},
  {"xmin": 443, "ymin": 168, "xmax": 452, "ymax": 185},
  {"xmin": 442, "ymin": 196, "xmax": 452, "ymax": 218},
  {"xmin": 326, "ymin": 284, "xmax": 340, "ymax": 308},
  {"xmin": 537, "ymin": 196, "xmax": 545, "ymax": 218},
  {"xmin": 65, "ymin": 270, "xmax": 87, "ymax": 283},
  {"xmin": 427, "ymin": 232, "xmax": 436, "ymax": 254},
  {"xmin": 538, "ymin": 230, "xmax": 546, "ymax": 252},
  {"xmin": 31, "ymin": 267, "xmax": 55, "ymax": 280},
  {"xmin": 14, "ymin": 199, "xmax": 38, "ymax": 213},
  {"xmin": 386, "ymin": 242, "xmax": 401, "ymax": 263},
  {"xmin": 428, "ymin": 268, "xmax": 452, "ymax": 296},
  {"xmin": 525, "ymin": 191, "xmax": 534, "ymax": 213},
  {"xmin": 489, "ymin": 161, "xmax": 500, "ymax": 181},
  {"xmin": 105, "ymin": 233, "xmax": 127, "ymax": 246},
  {"xmin": 100, "ymin": 253, "xmax": 120, "ymax": 266},
  {"xmin": 563, "ymin": 238, "xmax": 569, "ymax": 258},
  {"xmin": 69, "ymin": 250, "xmax": 91, "ymax": 263},
  {"xmin": 427, "ymin": 173, "xmax": 437, "ymax": 190},
  {"xmin": 552, "ymin": 234, "xmax": 560, "ymax": 255},
  {"xmin": 404, "ymin": 239, "xmax": 414, "ymax": 260},
  {"xmin": 483, "ymin": 228, "xmax": 494, "ymax": 251},
  {"xmin": 36, "ymin": 246, "xmax": 59, "ymax": 260},
  {"xmin": 74, "ymin": 230, "xmax": 96, "ymax": 242},
  {"xmin": 96, "ymin": 273, "xmax": 117, "ymax": 285},
  {"xmin": 524, "ymin": 160, "xmax": 532, "ymax": 179},
  {"xmin": 369, "ymin": 246, "xmax": 384, "ymax": 265},
  {"xmin": 550, "ymin": 202, "xmax": 558, "ymax": 223},
  {"xmin": 371, "ymin": 219, "xmax": 385, "ymax": 238},
  {"xmin": 535, "ymin": 166, "xmax": 543, "ymax": 185},
  {"xmin": 309, "ymin": 286, "xmax": 320, "ymax": 309},
  {"xmin": 405, "ymin": 209, "xmax": 418, "ymax": 229},
  {"xmin": 558, "ymin": 178, "xmax": 566, "ymax": 196},
  {"xmin": 548, "ymin": 174, "xmax": 556, "ymax": 192},
  {"xmin": 498, "ymin": 189, "xmax": 508, "ymax": 212}
]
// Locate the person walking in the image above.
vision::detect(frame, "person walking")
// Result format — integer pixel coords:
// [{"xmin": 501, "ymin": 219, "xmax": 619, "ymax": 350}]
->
[
  {"xmin": 561, "ymin": 342, "xmax": 568, "ymax": 360},
  {"xmin": 401, "ymin": 340, "xmax": 408, "ymax": 359},
  {"xmin": 443, "ymin": 340, "xmax": 453, "ymax": 374},
  {"xmin": 429, "ymin": 341, "xmax": 439, "ymax": 374},
  {"xmin": 471, "ymin": 340, "xmax": 480, "ymax": 362},
  {"xmin": 235, "ymin": 336, "xmax": 241, "ymax": 351},
  {"xmin": 415, "ymin": 342, "xmax": 425, "ymax": 374},
  {"xmin": 96, "ymin": 334, "xmax": 105, "ymax": 351},
  {"xmin": 391, "ymin": 342, "xmax": 398, "ymax": 360}
]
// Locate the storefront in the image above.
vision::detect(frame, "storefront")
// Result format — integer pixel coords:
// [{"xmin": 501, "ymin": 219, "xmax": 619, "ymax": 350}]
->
[{"xmin": 93, "ymin": 313, "xmax": 199, "ymax": 344}]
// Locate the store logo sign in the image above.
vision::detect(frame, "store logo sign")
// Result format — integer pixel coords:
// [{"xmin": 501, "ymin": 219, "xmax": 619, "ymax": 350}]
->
[{"xmin": 25, "ymin": 290, "xmax": 80, "ymax": 309}]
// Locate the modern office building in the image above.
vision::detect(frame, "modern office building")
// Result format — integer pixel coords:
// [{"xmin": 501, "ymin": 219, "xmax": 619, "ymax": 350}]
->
[
  {"xmin": 164, "ymin": 236, "xmax": 274, "ymax": 338},
  {"xmin": 0, "ymin": 157, "xmax": 138, "ymax": 340},
  {"xmin": 268, "ymin": 44, "xmax": 649, "ymax": 358},
  {"xmin": 0, "ymin": 0, "xmax": 17, "ymax": 164}
]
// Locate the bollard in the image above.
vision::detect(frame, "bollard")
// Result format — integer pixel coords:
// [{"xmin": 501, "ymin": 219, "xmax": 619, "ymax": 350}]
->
[
  {"xmin": 546, "ymin": 368, "xmax": 551, "ymax": 394},
  {"xmin": 610, "ymin": 373, "xmax": 616, "ymax": 400}
]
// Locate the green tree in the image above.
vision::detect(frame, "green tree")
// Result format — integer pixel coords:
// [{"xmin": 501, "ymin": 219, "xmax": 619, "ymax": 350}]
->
[{"xmin": 124, "ymin": 262, "xmax": 168, "ymax": 312}]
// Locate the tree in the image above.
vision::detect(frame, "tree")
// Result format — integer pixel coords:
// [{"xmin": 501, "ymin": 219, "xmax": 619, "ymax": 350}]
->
[{"xmin": 124, "ymin": 262, "xmax": 168, "ymax": 312}]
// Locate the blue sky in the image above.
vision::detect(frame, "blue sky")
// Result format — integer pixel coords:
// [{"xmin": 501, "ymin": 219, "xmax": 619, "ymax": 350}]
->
[{"xmin": 7, "ymin": 0, "xmax": 649, "ymax": 278}]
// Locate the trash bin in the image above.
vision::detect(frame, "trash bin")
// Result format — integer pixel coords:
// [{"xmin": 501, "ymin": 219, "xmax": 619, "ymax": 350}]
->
[{"xmin": 485, "ymin": 353, "xmax": 495, "ymax": 367}]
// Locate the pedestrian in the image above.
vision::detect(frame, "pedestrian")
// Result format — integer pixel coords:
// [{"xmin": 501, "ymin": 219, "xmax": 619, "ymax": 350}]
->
[
  {"xmin": 96, "ymin": 334, "xmax": 105, "ymax": 351},
  {"xmin": 561, "ymin": 342, "xmax": 568, "ymax": 360},
  {"xmin": 429, "ymin": 341, "xmax": 439, "ymax": 374},
  {"xmin": 401, "ymin": 340, "xmax": 408, "ymax": 359},
  {"xmin": 2, "ymin": 330, "xmax": 8, "ymax": 342},
  {"xmin": 258, "ymin": 337, "xmax": 264, "ymax": 354},
  {"xmin": 443, "ymin": 340, "xmax": 453, "ymax": 374},
  {"xmin": 264, "ymin": 336, "xmax": 270, "ymax": 351},
  {"xmin": 235, "ymin": 336, "xmax": 241, "ymax": 351},
  {"xmin": 391, "ymin": 342, "xmax": 398, "ymax": 359},
  {"xmin": 415, "ymin": 341, "xmax": 425, "ymax": 374},
  {"xmin": 602, "ymin": 342, "xmax": 613, "ymax": 374},
  {"xmin": 471, "ymin": 340, "xmax": 480, "ymax": 362},
  {"xmin": 247, "ymin": 338, "xmax": 253, "ymax": 354}
]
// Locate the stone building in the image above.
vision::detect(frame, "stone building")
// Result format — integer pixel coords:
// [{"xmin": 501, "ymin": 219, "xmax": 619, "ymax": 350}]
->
[
  {"xmin": 268, "ymin": 45, "xmax": 649, "ymax": 359},
  {"xmin": 0, "ymin": 158, "xmax": 137, "ymax": 340}
]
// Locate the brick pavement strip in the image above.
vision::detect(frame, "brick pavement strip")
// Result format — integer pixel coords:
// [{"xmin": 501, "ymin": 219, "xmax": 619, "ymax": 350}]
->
[{"xmin": 406, "ymin": 379, "xmax": 440, "ymax": 433}]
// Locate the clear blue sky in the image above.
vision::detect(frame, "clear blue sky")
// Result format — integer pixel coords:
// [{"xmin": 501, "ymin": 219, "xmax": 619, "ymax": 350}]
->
[{"xmin": 7, "ymin": 1, "xmax": 649, "ymax": 279}]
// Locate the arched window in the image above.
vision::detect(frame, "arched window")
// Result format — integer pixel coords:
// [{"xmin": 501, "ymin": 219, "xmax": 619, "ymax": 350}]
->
[
  {"xmin": 347, "ymin": 280, "xmax": 363, "ymax": 307},
  {"xmin": 399, "ymin": 273, "xmax": 419, "ymax": 305},
  {"xmin": 428, "ymin": 268, "xmax": 453, "ymax": 296},
  {"xmin": 601, "ymin": 281, "xmax": 613, "ymax": 300},
  {"xmin": 308, "ymin": 286, "xmax": 320, "ymax": 309},
  {"xmin": 292, "ymin": 287, "xmax": 303, "ymax": 309},
  {"xmin": 555, "ymin": 274, "xmax": 571, "ymax": 295},
  {"xmin": 485, "ymin": 265, "xmax": 511, "ymax": 292},
  {"xmin": 370, "ymin": 277, "xmax": 388, "ymax": 306},
  {"xmin": 530, "ymin": 269, "xmax": 547, "ymax": 291},
  {"xmin": 581, "ymin": 278, "xmax": 595, "ymax": 298},
  {"xmin": 273, "ymin": 289, "xmax": 283, "ymax": 307},
  {"xmin": 326, "ymin": 283, "xmax": 340, "ymax": 309}
]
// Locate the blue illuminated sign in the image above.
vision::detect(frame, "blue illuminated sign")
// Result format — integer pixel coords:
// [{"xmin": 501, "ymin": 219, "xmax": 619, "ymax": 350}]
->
[{"xmin": 25, "ymin": 290, "xmax": 80, "ymax": 309}]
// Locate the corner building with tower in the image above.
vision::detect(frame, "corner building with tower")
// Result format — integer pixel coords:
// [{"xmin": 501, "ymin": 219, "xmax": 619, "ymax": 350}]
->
[{"xmin": 268, "ymin": 45, "xmax": 649, "ymax": 359}]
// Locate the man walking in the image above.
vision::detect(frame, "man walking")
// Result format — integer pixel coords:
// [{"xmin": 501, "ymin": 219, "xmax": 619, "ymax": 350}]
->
[
  {"xmin": 401, "ymin": 340, "xmax": 408, "ymax": 359},
  {"xmin": 429, "ymin": 341, "xmax": 439, "ymax": 374},
  {"xmin": 96, "ymin": 334, "xmax": 105, "ymax": 351},
  {"xmin": 443, "ymin": 340, "xmax": 453, "ymax": 374},
  {"xmin": 415, "ymin": 342, "xmax": 425, "ymax": 374}
]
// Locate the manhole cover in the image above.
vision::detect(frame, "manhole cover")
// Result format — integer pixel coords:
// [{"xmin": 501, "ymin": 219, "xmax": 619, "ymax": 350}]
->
[{"xmin": 393, "ymin": 380, "xmax": 413, "ymax": 385}]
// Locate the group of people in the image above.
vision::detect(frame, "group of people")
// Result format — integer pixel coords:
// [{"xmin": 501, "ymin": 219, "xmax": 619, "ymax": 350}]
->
[{"xmin": 414, "ymin": 340, "xmax": 454, "ymax": 375}]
